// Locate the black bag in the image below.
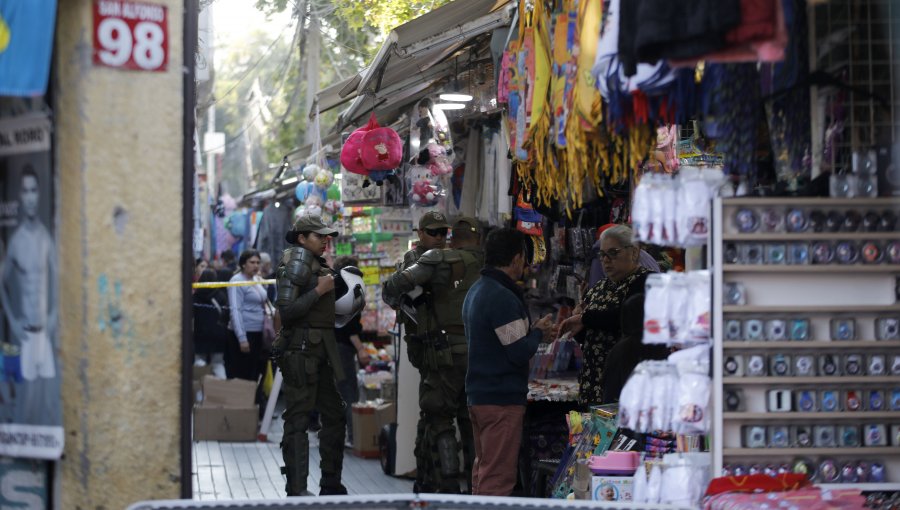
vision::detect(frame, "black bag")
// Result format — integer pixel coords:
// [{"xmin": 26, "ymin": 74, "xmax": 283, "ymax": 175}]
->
[{"xmin": 211, "ymin": 294, "xmax": 230, "ymax": 328}]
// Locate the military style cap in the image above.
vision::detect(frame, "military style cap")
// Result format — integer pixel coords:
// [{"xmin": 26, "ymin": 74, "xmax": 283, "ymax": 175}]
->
[
  {"xmin": 418, "ymin": 210, "xmax": 450, "ymax": 230},
  {"xmin": 291, "ymin": 214, "xmax": 339, "ymax": 238},
  {"xmin": 453, "ymin": 216, "xmax": 480, "ymax": 233}
]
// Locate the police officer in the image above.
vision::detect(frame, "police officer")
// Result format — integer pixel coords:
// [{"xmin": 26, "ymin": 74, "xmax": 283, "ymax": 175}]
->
[
  {"xmin": 383, "ymin": 216, "xmax": 483, "ymax": 493},
  {"xmin": 272, "ymin": 215, "xmax": 346, "ymax": 497},
  {"xmin": 390, "ymin": 210, "xmax": 449, "ymax": 493}
]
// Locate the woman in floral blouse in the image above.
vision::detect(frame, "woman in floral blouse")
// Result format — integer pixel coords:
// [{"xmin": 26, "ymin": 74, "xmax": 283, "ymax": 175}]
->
[{"xmin": 558, "ymin": 225, "xmax": 654, "ymax": 405}]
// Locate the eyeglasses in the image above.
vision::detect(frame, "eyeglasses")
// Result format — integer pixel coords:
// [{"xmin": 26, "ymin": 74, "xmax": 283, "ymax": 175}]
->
[
  {"xmin": 597, "ymin": 246, "xmax": 632, "ymax": 261},
  {"xmin": 424, "ymin": 228, "xmax": 448, "ymax": 237}
]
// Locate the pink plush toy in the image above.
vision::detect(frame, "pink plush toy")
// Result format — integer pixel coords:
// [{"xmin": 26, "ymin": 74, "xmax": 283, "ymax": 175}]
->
[
  {"xmin": 409, "ymin": 179, "xmax": 441, "ymax": 207},
  {"xmin": 340, "ymin": 129, "xmax": 368, "ymax": 175},
  {"xmin": 361, "ymin": 126, "xmax": 403, "ymax": 171},
  {"xmin": 424, "ymin": 142, "xmax": 453, "ymax": 176}
]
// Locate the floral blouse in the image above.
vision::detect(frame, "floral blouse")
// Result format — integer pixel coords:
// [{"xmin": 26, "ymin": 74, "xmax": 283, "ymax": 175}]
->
[{"xmin": 577, "ymin": 266, "xmax": 652, "ymax": 405}]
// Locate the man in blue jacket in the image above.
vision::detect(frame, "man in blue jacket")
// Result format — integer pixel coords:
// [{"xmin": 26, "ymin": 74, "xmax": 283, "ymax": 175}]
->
[{"xmin": 462, "ymin": 228, "xmax": 553, "ymax": 496}]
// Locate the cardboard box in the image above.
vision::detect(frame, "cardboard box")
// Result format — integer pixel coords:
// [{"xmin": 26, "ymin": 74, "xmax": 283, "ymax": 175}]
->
[
  {"xmin": 193, "ymin": 405, "xmax": 259, "ymax": 442},
  {"xmin": 193, "ymin": 364, "xmax": 213, "ymax": 381},
  {"xmin": 192, "ymin": 376, "xmax": 260, "ymax": 441},
  {"xmin": 201, "ymin": 375, "xmax": 256, "ymax": 407},
  {"xmin": 351, "ymin": 402, "xmax": 396, "ymax": 458},
  {"xmin": 591, "ymin": 476, "xmax": 633, "ymax": 502}
]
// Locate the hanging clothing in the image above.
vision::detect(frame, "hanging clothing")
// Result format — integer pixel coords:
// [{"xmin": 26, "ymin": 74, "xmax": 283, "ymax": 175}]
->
[
  {"xmin": 459, "ymin": 127, "xmax": 483, "ymax": 218},
  {"xmin": 255, "ymin": 201, "xmax": 293, "ymax": 261}
]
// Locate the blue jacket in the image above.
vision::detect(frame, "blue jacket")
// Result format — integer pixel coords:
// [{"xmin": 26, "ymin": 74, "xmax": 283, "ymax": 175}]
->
[{"xmin": 464, "ymin": 268, "xmax": 542, "ymax": 406}]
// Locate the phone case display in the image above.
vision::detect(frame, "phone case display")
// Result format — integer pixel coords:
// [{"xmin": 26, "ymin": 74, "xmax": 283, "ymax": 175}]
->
[
  {"xmin": 712, "ymin": 197, "xmax": 900, "ymax": 489},
  {"xmin": 631, "ymin": 169, "xmax": 725, "ymax": 248},
  {"xmin": 643, "ymin": 271, "xmax": 711, "ymax": 345}
]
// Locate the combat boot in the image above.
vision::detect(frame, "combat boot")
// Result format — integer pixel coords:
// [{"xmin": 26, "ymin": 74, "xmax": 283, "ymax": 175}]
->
[
  {"xmin": 281, "ymin": 434, "xmax": 311, "ymax": 496},
  {"xmin": 319, "ymin": 474, "xmax": 348, "ymax": 495},
  {"xmin": 435, "ymin": 433, "xmax": 462, "ymax": 494}
]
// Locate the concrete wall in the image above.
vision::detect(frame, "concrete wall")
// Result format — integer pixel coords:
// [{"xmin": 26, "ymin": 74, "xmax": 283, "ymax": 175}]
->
[{"xmin": 55, "ymin": 0, "xmax": 186, "ymax": 506}]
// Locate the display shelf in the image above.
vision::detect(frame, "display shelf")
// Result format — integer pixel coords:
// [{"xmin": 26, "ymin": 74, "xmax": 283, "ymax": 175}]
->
[
  {"xmin": 722, "ymin": 232, "xmax": 900, "ymax": 241},
  {"xmin": 722, "ymin": 197, "xmax": 900, "ymax": 207},
  {"xmin": 723, "ymin": 447, "xmax": 900, "ymax": 457},
  {"xmin": 713, "ymin": 197, "xmax": 900, "ymax": 484},
  {"xmin": 723, "ymin": 376, "xmax": 899, "ymax": 385},
  {"xmin": 724, "ymin": 412, "xmax": 900, "ymax": 420},
  {"xmin": 722, "ymin": 264, "xmax": 900, "ymax": 273},
  {"xmin": 723, "ymin": 305, "xmax": 900, "ymax": 314},
  {"xmin": 723, "ymin": 341, "xmax": 900, "ymax": 349}
]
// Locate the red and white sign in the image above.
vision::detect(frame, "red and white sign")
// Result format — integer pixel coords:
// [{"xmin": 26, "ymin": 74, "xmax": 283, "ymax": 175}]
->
[{"xmin": 92, "ymin": 0, "xmax": 168, "ymax": 72}]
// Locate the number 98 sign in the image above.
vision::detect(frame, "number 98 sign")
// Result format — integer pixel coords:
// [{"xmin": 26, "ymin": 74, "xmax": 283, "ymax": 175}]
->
[{"xmin": 93, "ymin": 0, "xmax": 168, "ymax": 72}]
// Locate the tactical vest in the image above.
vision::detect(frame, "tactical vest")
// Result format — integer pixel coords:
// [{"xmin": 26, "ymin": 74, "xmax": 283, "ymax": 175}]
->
[
  {"xmin": 398, "ymin": 247, "xmax": 426, "ymax": 336},
  {"xmin": 425, "ymin": 248, "xmax": 483, "ymax": 333},
  {"xmin": 277, "ymin": 247, "xmax": 336, "ymax": 329}
]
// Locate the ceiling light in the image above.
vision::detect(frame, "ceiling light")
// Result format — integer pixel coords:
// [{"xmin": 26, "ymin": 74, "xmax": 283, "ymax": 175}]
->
[
  {"xmin": 439, "ymin": 93, "xmax": 473, "ymax": 102},
  {"xmin": 433, "ymin": 103, "xmax": 466, "ymax": 110}
]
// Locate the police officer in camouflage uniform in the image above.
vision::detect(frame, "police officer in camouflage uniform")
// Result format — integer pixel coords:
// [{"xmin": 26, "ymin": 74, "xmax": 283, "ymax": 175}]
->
[
  {"xmin": 390, "ymin": 211, "xmax": 449, "ymax": 493},
  {"xmin": 272, "ymin": 215, "xmax": 347, "ymax": 497},
  {"xmin": 383, "ymin": 216, "xmax": 483, "ymax": 493}
]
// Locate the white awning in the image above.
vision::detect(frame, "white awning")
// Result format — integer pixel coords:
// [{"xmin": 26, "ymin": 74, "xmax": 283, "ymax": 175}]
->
[{"xmin": 337, "ymin": 0, "xmax": 513, "ymax": 128}]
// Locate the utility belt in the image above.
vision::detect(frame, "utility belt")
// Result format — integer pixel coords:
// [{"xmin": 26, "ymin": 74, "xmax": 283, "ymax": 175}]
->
[
  {"xmin": 271, "ymin": 325, "xmax": 344, "ymax": 385},
  {"xmin": 408, "ymin": 329, "xmax": 467, "ymax": 369}
]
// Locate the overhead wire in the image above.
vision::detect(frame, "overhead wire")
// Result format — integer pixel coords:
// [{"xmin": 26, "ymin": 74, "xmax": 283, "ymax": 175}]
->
[{"xmin": 200, "ymin": 20, "xmax": 296, "ymax": 110}]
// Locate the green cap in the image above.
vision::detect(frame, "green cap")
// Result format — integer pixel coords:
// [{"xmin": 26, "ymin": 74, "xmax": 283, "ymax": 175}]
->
[
  {"xmin": 418, "ymin": 210, "xmax": 450, "ymax": 230},
  {"xmin": 291, "ymin": 214, "xmax": 339, "ymax": 237},
  {"xmin": 453, "ymin": 216, "xmax": 480, "ymax": 233}
]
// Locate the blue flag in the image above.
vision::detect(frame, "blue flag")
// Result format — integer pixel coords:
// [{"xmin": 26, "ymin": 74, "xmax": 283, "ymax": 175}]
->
[{"xmin": 0, "ymin": 0, "xmax": 58, "ymax": 97}]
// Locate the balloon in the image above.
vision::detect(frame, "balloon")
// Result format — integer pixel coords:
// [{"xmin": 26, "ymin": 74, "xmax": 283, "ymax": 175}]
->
[
  {"xmin": 324, "ymin": 199, "xmax": 343, "ymax": 215},
  {"xmin": 305, "ymin": 204, "xmax": 323, "ymax": 218},
  {"xmin": 305, "ymin": 192, "xmax": 324, "ymax": 207},
  {"xmin": 302, "ymin": 164, "xmax": 321, "ymax": 182},
  {"xmin": 314, "ymin": 169, "xmax": 334, "ymax": 189},
  {"xmin": 327, "ymin": 183, "xmax": 341, "ymax": 200},
  {"xmin": 294, "ymin": 181, "xmax": 315, "ymax": 202},
  {"xmin": 293, "ymin": 205, "xmax": 307, "ymax": 221}
]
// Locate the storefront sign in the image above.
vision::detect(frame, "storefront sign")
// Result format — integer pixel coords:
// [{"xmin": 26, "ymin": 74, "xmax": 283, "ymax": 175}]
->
[
  {"xmin": 0, "ymin": 0, "xmax": 58, "ymax": 96},
  {"xmin": 0, "ymin": 113, "xmax": 63, "ymax": 460},
  {"xmin": 93, "ymin": 0, "xmax": 168, "ymax": 72}
]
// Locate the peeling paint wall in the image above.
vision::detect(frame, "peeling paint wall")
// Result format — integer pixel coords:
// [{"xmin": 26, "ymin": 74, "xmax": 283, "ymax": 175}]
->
[{"xmin": 55, "ymin": 0, "xmax": 186, "ymax": 507}]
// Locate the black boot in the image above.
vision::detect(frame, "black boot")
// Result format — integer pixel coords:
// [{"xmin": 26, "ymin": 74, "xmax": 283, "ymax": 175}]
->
[
  {"xmin": 281, "ymin": 434, "xmax": 311, "ymax": 496},
  {"xmin": 320, "ymin": 474, "xmax": 348, "ymax": 496}
]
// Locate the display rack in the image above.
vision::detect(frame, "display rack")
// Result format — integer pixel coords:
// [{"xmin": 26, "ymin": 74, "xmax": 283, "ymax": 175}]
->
[{"xmin": 711, "ymin": 197, "xmax": 900, "ymax": 490}]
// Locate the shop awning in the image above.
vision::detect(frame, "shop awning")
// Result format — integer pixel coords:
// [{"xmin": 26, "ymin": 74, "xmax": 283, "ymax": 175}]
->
[
  {"xmin": 312, "ymin": 72, "xmax": 364, "ymax": 117},
  {"xmin": 337, "ymin": 0, "xmax": 513, "ymax": 128}
]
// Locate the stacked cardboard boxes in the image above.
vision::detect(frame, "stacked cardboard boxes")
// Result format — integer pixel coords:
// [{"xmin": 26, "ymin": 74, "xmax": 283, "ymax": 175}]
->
[
  {"xmin": 351, "ymin": 401, "xmax": 396, "ymax": 458},
  {"xmin": 193, "ymin": 375, "xmax": 258, "ymax": 442}
]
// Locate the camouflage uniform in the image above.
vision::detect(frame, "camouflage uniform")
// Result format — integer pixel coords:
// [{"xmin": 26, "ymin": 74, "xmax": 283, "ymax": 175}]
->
[
  {"xmin": 272, "ymin": 217, "xmax": 346, "ymax": 496},
  {"xmin": 384, "ymin": 241, "xmax": 483, "ymax": 493}
]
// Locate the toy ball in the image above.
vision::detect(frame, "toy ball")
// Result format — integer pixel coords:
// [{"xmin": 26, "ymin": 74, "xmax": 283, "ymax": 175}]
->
[
  {"xmin": 340, "ymin": 128, "xmax": 369, "ymax": 175},
  {"xmin": 302, "ymin": 164, "xmax": 321, "ymax": 182},
  {"xmin": 305, "ymin": 204, "xmax": 323, "ymax": 218},
  {"xmin": 294, "ymin": 181, "xmax": 315, "ymax": 202},
  {"xmin": 361, "ymin": 127, "xmax": 403, "ymax": 171},
  {"xmin": 304, "ymin": 192, "xmax": 324, "ymax": 207},
  {"xmin": 327, "ymin": 183, "xmax": 341, "ymax": 200},
  {"xmin": 314, "ymin": 169, "xmax": 334, "ymax": 189}
]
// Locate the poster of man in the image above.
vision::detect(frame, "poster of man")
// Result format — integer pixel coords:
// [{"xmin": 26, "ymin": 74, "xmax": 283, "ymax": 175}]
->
[{"xmin": 0, "ymin": 112, "xmax": 62, "ymax": 460}]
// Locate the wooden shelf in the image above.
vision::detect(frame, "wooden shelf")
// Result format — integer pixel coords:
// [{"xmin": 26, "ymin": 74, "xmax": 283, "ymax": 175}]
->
[
  {"xmin": 723, "ymin": 264, "xmax": 900, "ymax": 272},
  {"xmin": 722, "ymin": 232, "xmax": 900, "ymax": 241},
  {"xmin": 723, "ymin": 341, "xmax": 900, "ymax": 349},
  {"xmin": 723, "ymin": 305, "xmax": 900, "ymax": 314},
  {"xmin": 723, "ymin": 376, "xmax": 899, "ymax": 385},
  {"xmin": 722, "ymin": 197, "xmax": 900, "ymax": 206},
  {"xmin": 724, "ymin": 412, "xmax": 900, "ymax": 420},
  {"xmin": 724, "ymin": 447, "xmax": 900, "ymax": 457}
]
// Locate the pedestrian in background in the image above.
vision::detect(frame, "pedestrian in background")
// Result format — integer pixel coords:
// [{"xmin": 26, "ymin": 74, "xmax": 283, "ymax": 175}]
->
[{"xmin": 225, "ymin": 249, "xmax": 266, "ymax": 381}]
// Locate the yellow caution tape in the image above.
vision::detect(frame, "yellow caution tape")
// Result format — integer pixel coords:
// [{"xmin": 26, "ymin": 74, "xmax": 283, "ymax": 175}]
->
[{"xmin": 192, "ymin": 279, "xmax": 276, "ymax": 289}]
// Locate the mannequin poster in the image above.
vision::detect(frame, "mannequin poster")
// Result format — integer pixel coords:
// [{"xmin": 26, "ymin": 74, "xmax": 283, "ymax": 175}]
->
[{"xmin": 0, "ymin": 112, "xmax": 62, "ymax": 460}]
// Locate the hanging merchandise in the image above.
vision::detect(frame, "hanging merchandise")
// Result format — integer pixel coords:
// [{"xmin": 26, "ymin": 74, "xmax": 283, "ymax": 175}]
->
[
  {"xmin": 314, "ymin": 168, "xmax": 334, "ymax": 189},
  {"xmin": 302, "ymin": 163, "xmax": 321, "ymax": 182},
  {"xmin": 641, "ymin": 271, "xmax": 711, "ymax": 345},
  {"xmin": 514, "ymin": 192, "xmax": 544, "ymax": 236},
  {"xmin": 407, "ymin": 164, "xmax": 444, "ymax": 207},
  {"xmin": 422, "ymin": 143, "xmax": 453, "ymax": 177},
  {"xmin": 340, "ymin": 113, "xmax": 380, "ymax": 176},
  {"xmin": 361, "ymin": 125, "xmax": 403, "ymax": 172},
  {"xmin": 409, "ymin": 98, "xmax": 453, "ymax": 160},
  {"xmin": 631, "ymin": 169, "xmax": 725, "ymax": 248},
  {"xmin": 702, "ymin": 63, "xmax": 761, "ymax": 184}
]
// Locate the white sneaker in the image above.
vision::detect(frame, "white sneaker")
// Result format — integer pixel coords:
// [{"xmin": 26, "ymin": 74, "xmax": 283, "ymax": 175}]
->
[
  {"xmin": 194, "ymin": 357, "xmax": 207, "ymax": 367},
  {"xmin": 212, "ymin": 363, "xmax": 226, "ymax": 379}
]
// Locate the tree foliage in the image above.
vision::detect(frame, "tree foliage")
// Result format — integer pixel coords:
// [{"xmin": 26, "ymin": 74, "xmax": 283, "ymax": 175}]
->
[{"xmin": 331, "ymin": 0, "xmax": 452, "ymax": 36}]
